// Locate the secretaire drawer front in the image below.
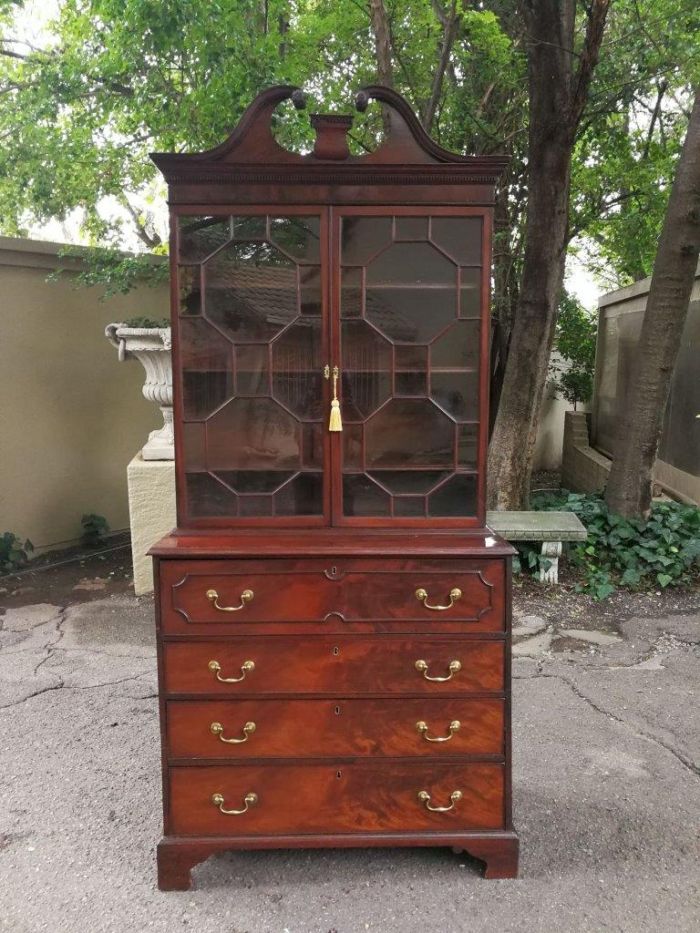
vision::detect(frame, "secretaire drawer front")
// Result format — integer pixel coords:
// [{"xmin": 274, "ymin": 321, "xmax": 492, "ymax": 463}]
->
[
  {"xmin": 169, "ymin": 762, "xmax": 505, "ymax": 836},
  {"xmin": 167, "ymin": 697, "xmax": 505, "ymax": 759},
  {"xmin": 163, "ymin": 637, "xmax": 505, "ymax": 696},
  {"xmin": 159, "ymin": 559, "xmax": 505, "ymax": 634}
]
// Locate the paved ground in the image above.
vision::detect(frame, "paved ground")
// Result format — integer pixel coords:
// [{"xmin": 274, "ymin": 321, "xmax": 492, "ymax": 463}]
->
[{"xmin": 1, "ymin": 568, "xmax": 699, "ymax": 933}]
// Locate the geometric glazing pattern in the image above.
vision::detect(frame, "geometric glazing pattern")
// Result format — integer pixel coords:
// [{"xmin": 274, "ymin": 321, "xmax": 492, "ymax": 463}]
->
[
  {"xmin": 340, "ymin": 214, "xmax": 482, "ymax": 518},
  {"xmin": 178, "ymin": 214, "xmax": 323, "ymax": 518}
]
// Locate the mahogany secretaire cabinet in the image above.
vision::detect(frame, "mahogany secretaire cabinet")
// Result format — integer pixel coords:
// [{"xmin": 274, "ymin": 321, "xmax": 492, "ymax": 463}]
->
[{"xmin": 150, "ymin": 85, "xmax": 519, "ymax": 890}]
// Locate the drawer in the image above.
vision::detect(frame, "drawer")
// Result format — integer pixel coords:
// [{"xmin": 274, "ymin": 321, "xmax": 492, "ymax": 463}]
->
[
  {"xmin": 158, "ymin": 558, "xmax": 505, "ymax": 635},
  {"xmin": 162, "ymin": 637, "xmax": 505, "ymax": 696},
  {"xmin": 167, "ymin": 697, "xmax": 505, "ymax": 759},
  {"xmin": 168, "ymin": 761, "xmax": 505, "ymax": 835}
]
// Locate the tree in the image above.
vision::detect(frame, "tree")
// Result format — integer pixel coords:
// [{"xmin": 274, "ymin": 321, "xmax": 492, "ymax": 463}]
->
[
  {"xmin": 487, "ymin": 0, "xmax": 611, "ymax": 510},
  {"xmin": 549, "ymin": 291, "xmax": 597, "ymax": 410},
  {"xmin": 605, "ymin": 88, "xmax": 700, "ymax": 518}
]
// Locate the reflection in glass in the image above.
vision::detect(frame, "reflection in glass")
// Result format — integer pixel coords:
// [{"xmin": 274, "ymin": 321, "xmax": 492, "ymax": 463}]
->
[
  {"xmin": 236, "ymin": 344, "xmax": 269, "ymax": 395},
  {"xmin": 179, "ymin": 216, "xmax": 231, "ymax": 263},
  {"xmin": 343, "ymin": 475, "xmax": 390, "ymax": 516},
  {"xmin": 431, "ymin": 321, "xmax": 480, "ymax": 369},
  {"xmin": 430, "ymin": 371, "xmax": 479, "ymax": 421},
  {"xmin": 431, "ymin": 217, "xmax": 482, "ymax": 265},
  {"xmin": 366, "ymin": 287, "xmax": 455, "ymax": 343},
  {"xmin": 365, "ymin": 399, "xmax": 454, "ymax": 467},
  {"xmin": 460, "ymin": 268, "xmax": 482, "ymax": 318},
  {"xmin": 270, "ymin": 216, "xmax": 320, "ymax": 263},
  {"xmin": 340, "ymin": 212, "xmax": 482, "ymax": 519},
  {"xmin": 272, "ymin": 318, "xmax": 323, "ymax": 419},
  {"xmin": 428, "ymin": 473, "xmax": 477, "ymax": 516},
  {"xmin": 206, "ymin": 398, "xmax": 300, "ymax": 471},
  {"xmin": 205, "ymin": 243, "xmax": 298, "ymax": 343},
  {"xmin": 342, "ymin": 216, "xmax": 392, "ymax": 265},
  {"xmin": 179, "ymin": 213, "xmax": 324, "ymax": 520}
]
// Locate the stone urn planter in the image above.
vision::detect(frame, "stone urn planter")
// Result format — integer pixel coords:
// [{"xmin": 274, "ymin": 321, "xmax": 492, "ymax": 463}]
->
[{"xmin": 105, "ymin": 323, "xmax": 173, "ymax": 460}]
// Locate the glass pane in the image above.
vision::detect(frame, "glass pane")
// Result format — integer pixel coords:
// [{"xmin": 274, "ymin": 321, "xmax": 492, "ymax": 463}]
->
[
  {"xmin": 179, "ymin": 216, "xmax": 231, "ymax": 263},
  {"xmin": 430, "ymin": 371, "xmax": 479, "ymax": 421},
  {"xmin": 395, "ymin": 345, "xmax": 428, "ymax": 370},
  {"xmin": 343, "ymin": 475, "xmax": 390, "ymax": 516},
  {"xmin": 395, "ymin": 216, "xmax": 428, "ymax": 240},
  {"xmin": 460, "ymin": 268, "xmax": 482, "ymax": 318},
  {"xmin": 431, "ymin": 321, "xmax": 480, "ymax": 369},
  {"xmin": 272, "ymin": 318, "xmax": 323, "ymax": 419},
  {"xmin": 366, "ymin": 287, "xmax": 455, "ymax": 343},
  {"xmin": 365, "ymin": 399, "xmax": 454, "ymax": 468},
  {"xmin": 431, "ymin": 217, "xmax": 482, "ymax": 265},
  {"xmin": 395, "ymin": 372, "xmax": 427, "ymax": 395},
  {"xmin": 428, "ymin": 473, "xmax": 477, "ymax": 516},
  {"xmin": 179, "ymin": 266, "xmax": 201, "ymax": 316},
  {"xmin": 340, "ymin": 212, "xmax": 482, "ymax": 519},
  {"xmin": 341, "ymin": 267, "xmax": 363, "ymax": 319},
  {"xmin": 458, "ymin": 424, "xmax": 479, "ymax": 467},
  {"xmin": 366, "ymin": 242, "xmax": 455, "ymax": 286},
  {"xmin": 300, "ymin": 266, "xmax": 322, "ymax": 316},
  {"xmin": 232, "ymin": 215, "xmax": 267, "ymax": 239},
  {"xmin": 205, "ymin": 242, "xmax": 298, "ymax": 343},
  {"xmin": 239, "ymin": 495, "xmax": 273, "ymax": 517},
  {"xmin": 178, "ymin": 213, "xmax": 325, "ymax": 520},
  {"xmin": 394, "ymin": 497, "xmax": 426, "ymax": 516},
  {"xmin": 342, "ymin": 423, "xmax": 363, "ymax": 470},
  {"xmin": 270, "ymin": 216, "xmax": 320, "ymax": 263},
  {"xmin": 275, "ymin": 473, "xmax": 323, "ymax": 515},
  {"xmin": 341, "ymin": 319, "xmax": 392, "ymax": 421},
  {"xmin": 186, "ymin": 473, "xmax": 239, "ymax": 518},
  {"xmin": 368, "ymin": 471, "xmax": 450, "ymax": 494},
  {"xmin": 236, "ymin": 345, "xmax": 269, "ymax": 395},
  {"xmin": 342, "ymin": 216, "xmax": 392, "ymax": 265}
]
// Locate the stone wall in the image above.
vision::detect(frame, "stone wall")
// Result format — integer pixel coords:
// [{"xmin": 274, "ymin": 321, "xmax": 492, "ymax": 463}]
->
[
  {"xmin": 561, "ymin": 411, "xmax": 612, "ymax": 494},
  {"xmin": 0, "ymin": 236, "xmax": 169, "ymax": 553}
]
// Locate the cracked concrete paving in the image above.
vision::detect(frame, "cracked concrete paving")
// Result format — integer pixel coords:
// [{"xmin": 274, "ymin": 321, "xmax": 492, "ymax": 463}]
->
[{"xmin": 1, "ymin": 594, "xmax": 699, "ymax": 933}]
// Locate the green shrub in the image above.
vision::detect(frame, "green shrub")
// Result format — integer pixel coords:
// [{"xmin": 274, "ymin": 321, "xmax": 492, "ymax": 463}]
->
[
  {"xmin": 81, "ymin": 513, "xmax": 110, "ymax": 547},
  {"xmin": 0, "ymin": 532, "xmax": 34, "ymax": 573},
  {"xmin": 524, "ymin": 491, "xmax": 700, "ymax": 599}
]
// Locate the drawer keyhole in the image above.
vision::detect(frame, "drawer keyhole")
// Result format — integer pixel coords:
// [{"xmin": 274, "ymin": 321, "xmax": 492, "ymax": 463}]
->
[
  {"xmin": 336, "ymin": 770, "xmax": 342, "ymax": 779},
  {"xmin": 334, "ymin": 706, "xmax": 341, "ymax": 716},
  {"xmin": 332, "ymin": 646, "xmax": 340, "ymax": 656}
]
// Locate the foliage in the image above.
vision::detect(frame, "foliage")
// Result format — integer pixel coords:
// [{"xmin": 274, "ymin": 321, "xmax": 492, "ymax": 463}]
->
[
  {"xmin": 550, "ymin": 291, "xmax": 597, "ymax": 408},
  {"xmin": 0, "ymin": 531, "xmax": 34, "ymax": 573},
  {"xmin": 49, "ymin": 246, "xmax": 169, "ymax": 299},
  {"xmin": 569, "ymin": 0, "xmax": 700, "ymax": 285},
  {"xmin": 525, "ymin": 491, "xmax": 700, "ymax": 599},
  {"xmin": 1, "ymin": 1, "xmax": 698, "ymax": 305},
  {"xmin": 81, "ymin": 513, "xmax": 110, "ymax": 547},
  {"xmin": 119, "ymin": 316, "xmax": 170, "ymax": 328}
]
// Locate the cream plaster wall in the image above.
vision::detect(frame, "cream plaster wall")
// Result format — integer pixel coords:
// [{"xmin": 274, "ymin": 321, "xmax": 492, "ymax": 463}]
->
[{"xmin": 0, "ymin": 236, "xmax": 169, "ymax": 552}]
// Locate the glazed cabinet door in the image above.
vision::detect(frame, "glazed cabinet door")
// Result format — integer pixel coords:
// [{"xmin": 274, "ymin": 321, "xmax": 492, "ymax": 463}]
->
[
  {"xmin": 175, "ymin": 208, "xmax": 330, "ymax": 526},
  {"xmin": 332, "ymin": 208, "xmax": 489, "ymax": 526}
]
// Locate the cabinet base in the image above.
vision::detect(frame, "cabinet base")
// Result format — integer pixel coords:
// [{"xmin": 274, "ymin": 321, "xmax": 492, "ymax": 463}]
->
[{"xmin": 157, "ymin": 831, "xmax": 519, "ymax": 890}]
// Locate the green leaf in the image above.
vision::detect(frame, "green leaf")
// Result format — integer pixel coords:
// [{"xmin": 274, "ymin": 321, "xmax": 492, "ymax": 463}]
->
[{"xmin": 657, "ymin": 573, "xmax": 673, "ymax": 588}]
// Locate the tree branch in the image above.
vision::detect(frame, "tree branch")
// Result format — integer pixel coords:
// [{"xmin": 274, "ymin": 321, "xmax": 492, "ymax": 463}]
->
[
  {"xmin": 120, "ymin": 197, "xmax": 161, "ymax": 249},
  {"xmin": 643, "ymin": 80, "xmax": 667, "ymax": 158},
  {"xmin": 569, "ymin": 0, "xmax": 612, "ymax": 127},
  {"xmin": 422, "ymin": 0, "xmax": 461, "ymax": 134},
  {"xmin": 368, "ymin": 0, "xmax": 393, "ymax": 88}
]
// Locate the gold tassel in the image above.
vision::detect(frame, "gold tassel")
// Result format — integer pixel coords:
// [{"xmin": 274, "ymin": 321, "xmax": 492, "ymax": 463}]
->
[
  {"xmin": 329, "ymin": 366, "xmax": 343, "ymax": 432},
  {"xmin": 329, "ymin": 398, "xmax": 343, "ymax": 432}
]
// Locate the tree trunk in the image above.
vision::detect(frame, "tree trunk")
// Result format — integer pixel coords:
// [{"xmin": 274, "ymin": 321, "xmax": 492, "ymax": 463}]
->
[
  {"xmin": 368, "ymin": 0, "xmax": 393, "ymax": 88},
  {"xmin": 487, "ymin": 0, "xmax": 610, "ymax": 509},
  {"xmin": 605, "ymin": 89, "xmax": 700, "ymax": 518}
]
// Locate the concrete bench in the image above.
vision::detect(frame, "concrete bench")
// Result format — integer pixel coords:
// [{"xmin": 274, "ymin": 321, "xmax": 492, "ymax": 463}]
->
[{"xmin": 486, "ymin": 510, "xmax": 588, "ymax": 584}]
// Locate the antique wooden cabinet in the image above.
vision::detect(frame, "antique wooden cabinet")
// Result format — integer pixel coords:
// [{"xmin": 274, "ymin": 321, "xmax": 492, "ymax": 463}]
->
[{"xmin": 150, "ymin": 85, "xmax": 519, "ymax": 890}]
